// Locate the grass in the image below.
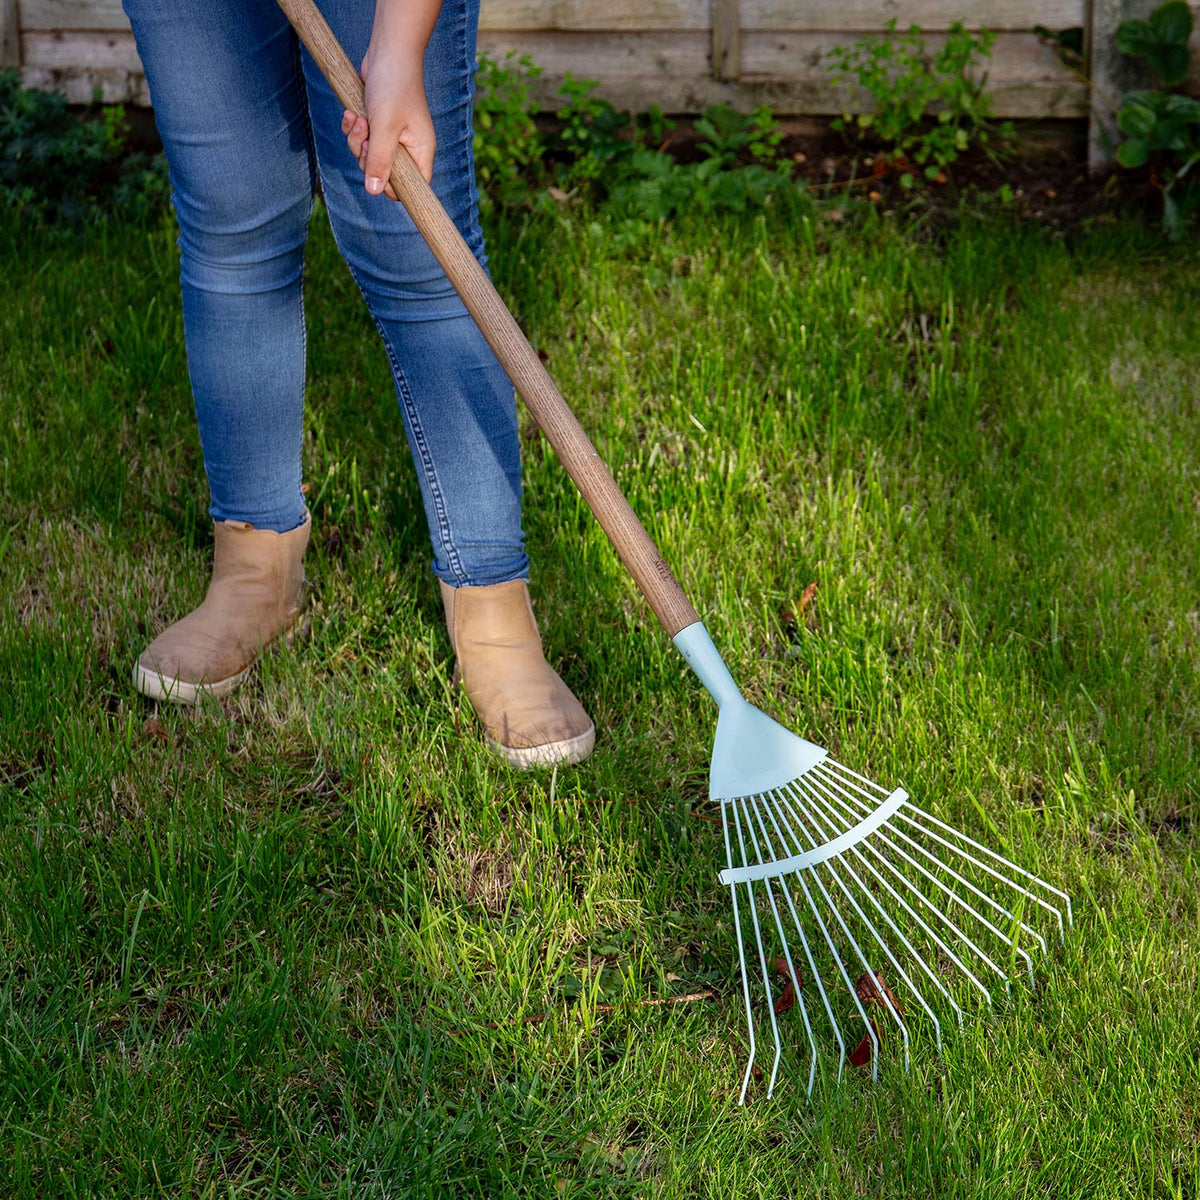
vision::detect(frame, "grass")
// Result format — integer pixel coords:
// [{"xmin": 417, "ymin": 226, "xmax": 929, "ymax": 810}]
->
[{"xmin": 1, "ymin": 194, "xmax": 1198, "ymax": 1198}]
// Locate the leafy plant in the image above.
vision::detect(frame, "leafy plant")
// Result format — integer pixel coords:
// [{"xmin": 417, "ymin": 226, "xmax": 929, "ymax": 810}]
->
[
  {"xmin": 694, "ymin": 102, "xmax": 793, "ymax": 174},
  {"xmin": 1116, "ymin": 0, "xmax": 1193, "ymax": 86},
  {"xmin": 1115, "ymin": 1, "xmax": 1199, "ymax": 238},
  {"xmin": 826, "ymin": 21, "xmax": 1013, "ymax": 187},
  {"xmin": 0, "ymin": 70, "xmax": 169, "ymax": 225},
  {"xmin": 607, "ymin": 151, "xmax": 790, "ymax": 222},
  {"xmin": 473, "ymin": 51, "xmax": 543, "ymax": 210},
  {"xmin": 551, "ymin": 74, "xmax": 634, "ymax": 186}
]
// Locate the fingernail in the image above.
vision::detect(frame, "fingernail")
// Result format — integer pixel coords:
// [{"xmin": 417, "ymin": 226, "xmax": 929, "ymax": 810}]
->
[{"xmin": 366, "ymin": 175, "xmax": 384, "ymax": 195}]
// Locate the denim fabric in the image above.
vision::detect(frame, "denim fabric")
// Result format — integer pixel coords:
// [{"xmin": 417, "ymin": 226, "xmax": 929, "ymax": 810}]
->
[{"xmin": 122, "ymin": 0, "xmax": 527, "ymax": 586}]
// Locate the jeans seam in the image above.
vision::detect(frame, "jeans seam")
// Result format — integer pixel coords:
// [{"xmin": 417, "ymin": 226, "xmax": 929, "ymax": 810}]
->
[
  {"xmin": 375, "ymin": 312, "xmax": 468, "ymax": 584},
  {"xmin": 295, "ymin": 30, "xmax": 317, "ymax": 527}
]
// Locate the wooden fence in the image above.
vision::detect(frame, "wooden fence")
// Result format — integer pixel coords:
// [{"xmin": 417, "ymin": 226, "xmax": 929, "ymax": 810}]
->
[{"xmin": 3, "ymin": 1, "xmax": 1199, "ymax": 165}]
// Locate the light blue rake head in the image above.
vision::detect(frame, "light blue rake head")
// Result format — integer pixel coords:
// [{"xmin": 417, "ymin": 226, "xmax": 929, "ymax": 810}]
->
[{"xmin": 673, "ymin": 621, "xmax": 1073, "ymax": 1105}]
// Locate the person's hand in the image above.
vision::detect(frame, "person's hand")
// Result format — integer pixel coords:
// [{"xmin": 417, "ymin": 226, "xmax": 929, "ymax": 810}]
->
[{"xmin": 340, "ymin": 32, "xmax": 435, "ymax": 197}]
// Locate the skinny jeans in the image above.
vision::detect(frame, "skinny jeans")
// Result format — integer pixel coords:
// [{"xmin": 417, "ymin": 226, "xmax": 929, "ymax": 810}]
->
[{"xmin": 122, "ymin": 0, "xmax": 528, "ymax": 586}]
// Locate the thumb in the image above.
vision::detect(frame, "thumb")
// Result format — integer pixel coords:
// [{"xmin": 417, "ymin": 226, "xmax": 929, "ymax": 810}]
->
[{"xmin": 363, "ymin": 118, "xmax": 402, "ymax": 196}]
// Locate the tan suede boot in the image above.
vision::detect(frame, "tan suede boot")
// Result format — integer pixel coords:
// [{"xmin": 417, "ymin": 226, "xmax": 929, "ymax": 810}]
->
[
  {"xmin": 440, "ymin": 579, "xmax": 595, "ymax": 768},
  {"xmin": 134, "ymin": 512, "xmax": 311, "ymax": 704}
]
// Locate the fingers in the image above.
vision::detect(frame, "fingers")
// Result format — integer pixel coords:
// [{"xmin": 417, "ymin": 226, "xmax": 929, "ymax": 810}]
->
[
  {"xmin": 341, "ymin": 108, "xmax": 369, "ymax": 161},
  {"xmin": 341, "ymin": 109, "xmax": 433, "ymax": 195},
  {"xmin": 399, "ymin": 125, "xmax": 436, "ymax": 185}
]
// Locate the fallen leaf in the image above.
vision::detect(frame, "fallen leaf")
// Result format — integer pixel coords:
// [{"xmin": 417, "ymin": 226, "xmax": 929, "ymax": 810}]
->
[
  {"xmin": 868, "ymin": 190, "xmax": 883, "ymax": 202},
  {"xmin": 773, "ymin": 956, "xmax": 803, "ymax": 1016},
  {"xmin": 547, "ymin": 186, "xmax": 569, "ymax": 204},
  {"xmin": 856, "ymin": 971, "xmax": 904, "ymax": 1015},
  {"xmin": 797, "ymin": 582, "xmax": 818, "ymax": 618},
  {"xmin": 142, "ymin": 716, "xmax": 168, "ymax": 743},
  {"xmin": 848, "ymin": 1023, "xmax": 877, "ymax": 1067},
  {"xmin": 849, "ymin": 972, "xmax": 903, "ymax": 1067}
]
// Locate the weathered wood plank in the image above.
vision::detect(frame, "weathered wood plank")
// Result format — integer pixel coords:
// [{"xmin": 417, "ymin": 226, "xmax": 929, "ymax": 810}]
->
[
  {"xmin": 742, "ymin": 0, "xmax": 1084, "ymax": 31},
  {"xmin": 18, "ymin": 0, "xmax": 127, "ymax": 31},
  {"xmin": 22, "ymin": 27, "xmax": 139, "ymax": 68},
  {"xmin": 2, "ymin": 0, "xmax": 20, "ymax": 67},
  {"xmin": 40, "ymin": 16, "xmax": 1200, "ymax": 120},
  {"xmin": 14, "ymin": 0, "xmax": 1087, "ymax": 34},
  {"xmin": 20, "ymin": 64, "xmax": 149, "ymax": 103},
  {"xmin": 477, "ymin": 29, "xmax": 1089, "ymax": 115},
  {"xmin": 480, "ymin": 0, "xmax": 707, "ymax": 30},
  {"xmin": 712, "ymin": 0, "xmax": 740, "ymax": 79}
]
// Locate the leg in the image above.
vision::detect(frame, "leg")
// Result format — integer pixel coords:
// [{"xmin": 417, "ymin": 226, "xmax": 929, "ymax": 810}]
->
[
  {"xmin": 123, "ymin": 0, "xmax": 313, "ymax": 533},
  {"xmin": 124, "ymin": 0, "xmax": 314, "ymax": 700},
  {"xmin": 304, "ymin": 0, "xmax": 526, "ymax": 586},
  {"xmin": 302, "ymin": 0, "xmax": 592, "ymax": 765}
]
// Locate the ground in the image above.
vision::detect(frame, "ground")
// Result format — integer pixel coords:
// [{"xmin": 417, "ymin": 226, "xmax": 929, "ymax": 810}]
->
[{"xmin": 0, "ymin": 197, "xmax": 1198, "ymax": 1198}]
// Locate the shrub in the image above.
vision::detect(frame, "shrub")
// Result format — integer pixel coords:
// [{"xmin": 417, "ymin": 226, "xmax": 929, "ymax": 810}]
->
[
  {"xmin": 1114, "ymin": 1, "xmax": 1199, "ymax": 238},
  {"xmin": 473, "ymin": 51, "xmax": 544, "ymax": 211},
  {"xmin": 0, "ymin": 70, "xmax": 169, "ymax": 225},
  {"xmin": 825, "ymin": 21, "xmax": 1013, "ymax": 187}
]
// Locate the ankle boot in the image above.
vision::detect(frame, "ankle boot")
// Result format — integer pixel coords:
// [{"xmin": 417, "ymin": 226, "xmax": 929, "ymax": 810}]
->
[
  {"xmin": 134, "ymin": 512, "xmax": 311, "ymax": 704},
  {"xmin": 440, "ymin": 579, "xmax": 595, "ymax": 768}
]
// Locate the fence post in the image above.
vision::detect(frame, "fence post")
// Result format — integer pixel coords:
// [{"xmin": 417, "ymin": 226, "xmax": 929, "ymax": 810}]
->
[
  {"xmin": 712, "ymin": 0, "xmax": 740, "ymax": 81},
  {"xmin": 1, "ymin": 0, "xmax": 19, "ymax": 68},
  {"xmin": 1085, "ymin": 0, "xmax": 1158, "ymax": 173}
]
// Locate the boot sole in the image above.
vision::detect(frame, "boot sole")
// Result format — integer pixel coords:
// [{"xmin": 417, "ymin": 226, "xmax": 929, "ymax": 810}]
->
[
  {"xmin": 132, "ymin": 615, "xmax": 308, "ymax": 707},
  {"xmin": 488, "ymin": 723, "xmax": 596, "ymax": 770}
]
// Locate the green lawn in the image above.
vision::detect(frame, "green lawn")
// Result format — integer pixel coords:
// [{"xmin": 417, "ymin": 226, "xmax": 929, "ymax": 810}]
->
[{"xmin": 1, "ymin": 197, "xmax": 1198, "ymax": 1198}]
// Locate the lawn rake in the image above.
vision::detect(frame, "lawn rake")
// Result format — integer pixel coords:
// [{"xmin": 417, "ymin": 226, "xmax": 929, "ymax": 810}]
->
[{"xmin": 279, "ymin": 0, "xmax": 1073, "ymax": 1103}]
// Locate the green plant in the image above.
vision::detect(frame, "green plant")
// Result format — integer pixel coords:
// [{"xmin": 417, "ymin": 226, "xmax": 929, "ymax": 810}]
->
[
  {"xmin": 1115, "ymin": 1, "xmax": 1199, "ymax": 238},
  {"xmin": 826, "ymin": 21, "xmax": 1013, "ymax": 186},
  {"xmin": 693, "ymin": 102, "xmax": 793, "ymax": 175},
  {"xmin": 551, "ymin": 74, "xmax": 634, "ymax": 186},
  {"xmin": 1116, "ymin": 0, "xmax": 1193, "ymax": 86},
  {"xmin": 0, "ymin": 70, "xmax": 169, "ymax": 224},
  {"xmin": 473, "ymin": 51, "xmax": 544, "ymax": 210},
  {"xmin": 606, "ymin": 151, "xmax": 791, "ymax": 222}
]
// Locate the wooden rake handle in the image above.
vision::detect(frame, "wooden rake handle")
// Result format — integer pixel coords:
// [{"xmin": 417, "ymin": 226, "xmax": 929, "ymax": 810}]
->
[{"xmin": 277, "ymin": 0, "xmax": 700, "ymax": 637}]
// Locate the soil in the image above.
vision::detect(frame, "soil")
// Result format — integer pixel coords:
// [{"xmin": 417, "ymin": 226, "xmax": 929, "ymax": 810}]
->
[{"xmin": 662, "ymin": 115, "xmax": 1149, "ymax": 232}]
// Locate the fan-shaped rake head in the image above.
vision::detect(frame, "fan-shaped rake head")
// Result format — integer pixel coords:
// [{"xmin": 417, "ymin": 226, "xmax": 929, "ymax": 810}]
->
[
  {"xmin": 720, "ymin": 759, "xmax": 1073, "ymax": 1102},
  {"xmin": 673, "ymin": 622, "xmax": 1073, "ymax": 1104}
]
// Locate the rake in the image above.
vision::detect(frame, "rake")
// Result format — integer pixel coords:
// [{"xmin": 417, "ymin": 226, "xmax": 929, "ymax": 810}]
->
[{"xmin": 279, "ymin": 0, "xmax": 1073, "ymax": 1103}]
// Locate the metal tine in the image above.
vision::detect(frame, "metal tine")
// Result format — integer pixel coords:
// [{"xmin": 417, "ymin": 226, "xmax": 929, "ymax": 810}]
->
[
  {"xmin": 765, "ymin": 791, "xmax": 912, "ymax": 1072},
  {"xmin": 820, "ymin": 761, "xmax": 1073, "ymax": 935},
  {"xmin": 761, "ymin": 793, "xmax": 900, "ymax": 1078},
  {"xmin": 789, "ymin": 780, "xmax": 1008, "ymax": 1005},
  {"xmin": 747, "ymin": 790, "xmax": 847, "ymax": 1087},
  {"xmin": 781, "ymin": 781, "xmax": 945, "ymax": 1051},
  {"xmin": 787, "ymin": 782, "xmax": 964, "ymax": 1036},
  {"xmin": 811, "ymin": 775, "xmax": 1030, "ymax": 992},
  {"xmin": 892, "ymin": 803, "xmax": 1071, "ymax": 939},
  {"xmin": 755, "ymin": 789, "xmax": 877, "ymax": 1079},
  {"xmin": 720, "ymin": 798, "xmax": 758, "ymax": 1105},
  {"xmin": 729, "ymin": 796, "xmax": 783, "ymax": 1103},
  {"xmin": 814, "ymin": 770, "xmax": 1048, "ymax": 959},
  {"xmin": 816, "ymin": 766, "xmax": 1059, "ymax": 949},
  {"xmin": 786, "ymin": 777, "xmax": 968, "ymax": 1030},
  {"xmin": 738, "ymin": 794, "xmax": 820, "ymax": 1098}
]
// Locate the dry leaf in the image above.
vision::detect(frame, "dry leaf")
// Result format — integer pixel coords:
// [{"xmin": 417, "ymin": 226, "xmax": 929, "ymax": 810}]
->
[
  {"xmin": 142, "ymin": 716, "xmax": 168, "ymax": 743},
  {"xmin": 848, "ymin": 972, "xmax": 902, "ymax": 1067},
  {"xmin": 797, "ymin": 582, "xmax": 818, "ymax": 617},
  {"xmin": 773, "ymin": 956, "xmax": 802, "ymax": 1016}
]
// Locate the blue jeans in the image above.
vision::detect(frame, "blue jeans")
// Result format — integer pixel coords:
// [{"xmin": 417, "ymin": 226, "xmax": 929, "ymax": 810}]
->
[{"xmin": 122, "ymin": 0, "xmax": 527, "ymax": 586}]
